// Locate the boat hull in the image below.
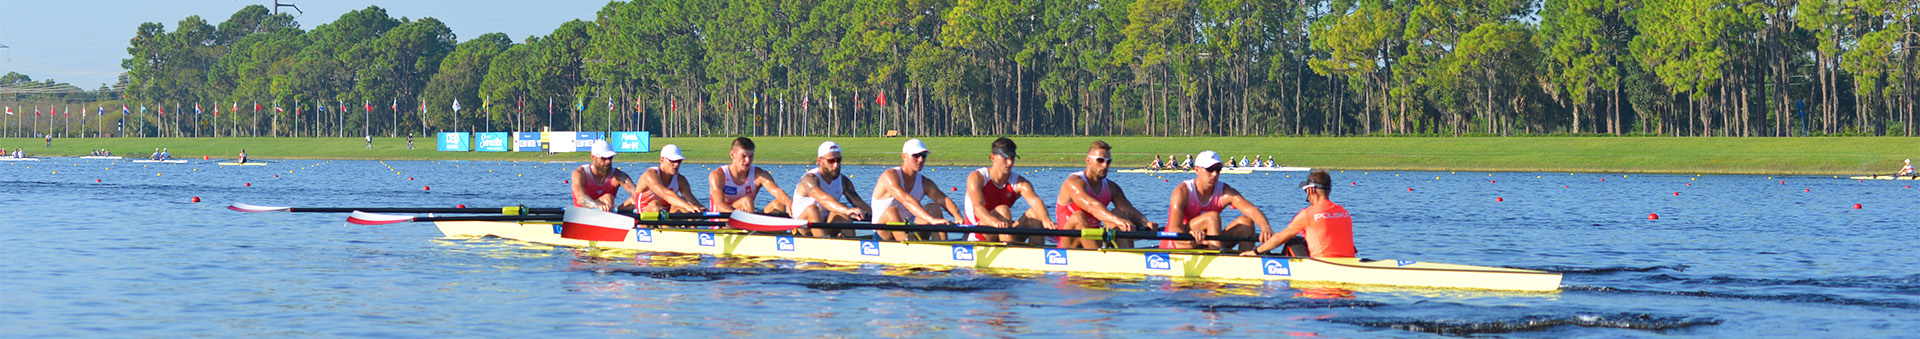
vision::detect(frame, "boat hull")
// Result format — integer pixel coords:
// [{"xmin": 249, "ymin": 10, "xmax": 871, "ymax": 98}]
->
[
  {"xmin": 1850, "ymin": 175, "xmax": 1919, "ymax": 181},
  {"xmin": 435, "ymin": 220, "xmax": 1562, "ymax": 291},
  {"xmin": 1117, "ymin": 168, "xmax": 1255, "ymax": 175}
]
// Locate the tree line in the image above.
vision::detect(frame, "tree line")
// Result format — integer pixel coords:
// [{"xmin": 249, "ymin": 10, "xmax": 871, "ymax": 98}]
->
[{"xmin": 4, "ymin": 0, "xmax": 1915, "ymax": 139}]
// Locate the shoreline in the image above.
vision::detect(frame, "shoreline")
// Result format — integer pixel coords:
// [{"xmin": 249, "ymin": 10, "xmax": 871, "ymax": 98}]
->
[{"xmin": 5, "ymin": 136, "xmax": 1915, "ymax": 175}]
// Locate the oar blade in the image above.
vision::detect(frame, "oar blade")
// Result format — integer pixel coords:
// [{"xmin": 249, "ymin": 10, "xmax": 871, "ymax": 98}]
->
[
  {"xmin": 726, "ymin": 211, "xmax": 809, "ymax": 232},
  {"xmin": 561, "ymin": 207, "xmax": 636, "ymax": 242},
  {"xmin": 228, "ymin": 203, "xmax": 292, "ymax": 213},
  {"xmin": 346, "ymin": 211, "xmax": 417, "ymax": 225}
]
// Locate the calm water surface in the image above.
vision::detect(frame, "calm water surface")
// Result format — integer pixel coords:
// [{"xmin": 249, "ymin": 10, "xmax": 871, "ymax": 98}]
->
[{"xmin": 2, "ymin": 156, "xmax": 1916, "ymax": 338}]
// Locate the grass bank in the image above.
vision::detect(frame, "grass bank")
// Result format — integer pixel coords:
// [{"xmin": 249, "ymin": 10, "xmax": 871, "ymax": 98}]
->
[{"xmin": 5, "ymin": 136, "xmax": 1915, "ymax": 175}]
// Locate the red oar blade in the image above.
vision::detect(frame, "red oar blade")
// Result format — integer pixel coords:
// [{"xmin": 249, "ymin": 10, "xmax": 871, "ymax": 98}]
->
[
  {"xmin": 228, "ymin": 203, "xmax": 292, "ymax": 213},
  {"xmin": 346, "ymin": 211, "xmax": 417, "ymax": 225},
  {"xmin": 560, "ymin": 207, "xmax": 636, "ymax": 242},
  {"xmin": 726, "ymin": 211, "xmax": 809, "ymax": 232}
]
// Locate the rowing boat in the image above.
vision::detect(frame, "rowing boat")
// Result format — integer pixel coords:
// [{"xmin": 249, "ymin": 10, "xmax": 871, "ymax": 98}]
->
[
  {"xmin": 1244, "ymin": 166, "xmax": 1312, "ymax": 172},
  {"xmin": 433, "ymin": 220, "xmax": 1562, "ymax": 291},
  {"xmin": 78, "ymin": 156, "xmax": 123, "ymax": 160},
  {"xmin": 0, "ymin": 157, "xmax": 42, "ymax": 162},
  {"xmin": 217, "ymin": 162, "xmax": 269, "ymax": 166},
  {"xmin": 1849, "ymin": 175, "xmax": 1920, "ymax": 180},
  {"xmin": 130, "ymin": 159, "xmax": 189, "ymax": 164},
  {"xmin": 1116, "ymin": 168, "xmax": 1255, "ymax": 175}
]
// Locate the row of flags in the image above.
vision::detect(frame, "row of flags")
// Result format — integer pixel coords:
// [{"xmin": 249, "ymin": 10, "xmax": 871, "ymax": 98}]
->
[{"xmin": 2, "ymin": 91, "xmax": 908, "ymax": 117}]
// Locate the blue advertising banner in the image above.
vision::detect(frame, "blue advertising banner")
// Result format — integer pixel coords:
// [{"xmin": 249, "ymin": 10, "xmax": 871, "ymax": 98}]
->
[
  {"xmin": 513, "ymin": 132, "xmax": 544, "ymax": 152},
  {"xmin": 570, "ymin": 132, "xmax": 604, "ymax": 152},
  {"xmin": 475, "ymin": 132, "xmax": 511, "ymax": 152},
  {"xmin": 436, "ymin": 132, "xmax": 470, "ymax": 152},
  {"xmin": 611, "ymin": 131, "xmax": 650, "ymax": 153}
]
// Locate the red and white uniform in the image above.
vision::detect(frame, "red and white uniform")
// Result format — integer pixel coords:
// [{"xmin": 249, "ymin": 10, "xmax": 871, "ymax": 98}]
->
[
  {"xmin": 964, "ymin": 167, "xmax": 1021, "ymax": 241},
  {"xmin": 1053, "ymin": 171, "xmax": 1112, "ymax": 247},
  {"xmin": 1165, "ymin": 179, "xmax": 1232, "ymax": 249},
  {"xmin": 633, "ymin": 166, "xmax": 680, "ymax": 210},
  {"xmin": 712, "ymin": 165, "xmax": 759, "ymax": 210},
  {"xmin": 572, "ymin": 164, "xmax": 621, "ymax": 208}
]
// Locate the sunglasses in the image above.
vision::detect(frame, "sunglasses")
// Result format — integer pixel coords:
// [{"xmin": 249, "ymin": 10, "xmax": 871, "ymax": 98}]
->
[
  {"xmin": 911, "ymin": 152, "xmax": 929, "ymax": 159},
  {"xmin": 666, "ymin": 159, "xmax": 683, "ymax": 164},
  {"xmin": 1087, "ymin": 155, "xmax": 1111, "ymax": 164},
  {"xmin": 824, "ymin": 158, "xmax": 842, "ymax": 164},
  {"xmin": 1203, "ymin": 166, "xmax": 1223, "ymax": 173}
]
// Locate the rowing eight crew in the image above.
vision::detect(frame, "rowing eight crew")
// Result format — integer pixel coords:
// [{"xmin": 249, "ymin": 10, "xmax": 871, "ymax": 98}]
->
[{"xmin": 566, "ymin": 138, "xmax": 1354, "ymax": 258}]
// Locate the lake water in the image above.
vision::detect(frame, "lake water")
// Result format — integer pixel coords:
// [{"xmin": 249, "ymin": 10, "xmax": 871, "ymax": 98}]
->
[{"xmin": 3, "ymin": 156, "xmax": 1916, "ymax": 338}]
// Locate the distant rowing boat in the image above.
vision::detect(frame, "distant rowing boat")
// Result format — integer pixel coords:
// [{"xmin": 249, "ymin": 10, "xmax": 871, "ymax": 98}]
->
[
  {"xmin": 0, "ymin": 157, "xmax": 42, "ymax": 162},
  {"xmin": 217, "ymin": 161, "xmax": 270, "ymax": 166},
  {"xmin": 1243, "ymin": 166, "xmax": 1311, "ymax": 172},
  {"xmin": 1849, "ymin": 175, "xmax": 1920, "ymax": 181},
  {"xmin": 1117, "ymin": 168, "xmax": 1255, "ymax": 175},
  {"xmin": 130, "ymin": 159, "xmax": 189, "ymax": 164},
  {"xmin": 434, "ymin": 220, "xmax": 1563, "ymax": 291},
  {"xmin": 78, "ymin": 156, "xmax": 123, "ymax": 160}
]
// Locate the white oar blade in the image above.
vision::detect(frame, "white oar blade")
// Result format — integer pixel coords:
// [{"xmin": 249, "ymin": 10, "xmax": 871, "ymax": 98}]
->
[
  {"xmin": 726, "ymin": 211, "xmax": 809, "ymax": 232},
  {"xmin": 228, "ymin": 203, "xmax": 292, "ymax": 213},
  {"xmin": 561, "ymin": 207, "xmax": 636, "ymax": 242},
  {"xmin": 346, "ymin": 211, "xmax": 416, "ymax": 225}
]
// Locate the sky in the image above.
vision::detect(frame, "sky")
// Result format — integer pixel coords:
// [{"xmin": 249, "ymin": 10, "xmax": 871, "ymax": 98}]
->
[{"xmin": 0, "ymin": 0, "xmax": 611, "ymax": 89}]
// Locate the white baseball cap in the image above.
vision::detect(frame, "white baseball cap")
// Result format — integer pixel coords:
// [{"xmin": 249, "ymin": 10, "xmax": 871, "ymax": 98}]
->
[
  {"xmin": 589, "ymin": 140, "xmax": 617, "ymax": 158},
  {"xmin": 1194, "ymin": 151, "xmax": 1222, "ymax": 169},
  {"xmin": 659, "ymin": 144, "xmax": 684, "ymax": 161},
  {"xmin": 817, "ymin": 141, "xmax": 841, "ymax": 158},
  {"xmin": 902, "ymin": 138, "xmax": 929, "ymax": 154}
]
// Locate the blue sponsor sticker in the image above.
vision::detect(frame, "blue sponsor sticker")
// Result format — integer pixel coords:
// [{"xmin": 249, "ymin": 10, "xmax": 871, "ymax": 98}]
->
[
  {"xmin": 860, "ymin": 240, "xmax": 881, "ymax": 256},
  {"xmin": 551, "ymin": 224, "xmax": 563, "ymax": 234},
  {"xmin": 1396, "ymin": 260, "xmax": 1417, "ymax": 267},
  {"xmin": 634, "ymin": 229, "xmax": 653, "ymax": 243},
  {"xmin": 952, "ymin": 245, "xmax": 975, "ymax": 261},
  {"xmin": 776, "ymin": 236, "xmax": 795, "ymax": 251},
  {"xmin": 698, "ymin": 232, "xmax": 716, "ymax": 247},
  {"xmin": 1044, "ymin": 248, "xmax": 1069, "ymax": 265},
  {"xmin": 1261, "ymin": 257, "xmax": 1292, "ymax": 276},
  {"xmin": 1144, "ymin": 252, "xmax": 1172, "ymax": 270},
  {"xmin": 723, "ymin": 186, "xmax": 738, "ymax": 196}
]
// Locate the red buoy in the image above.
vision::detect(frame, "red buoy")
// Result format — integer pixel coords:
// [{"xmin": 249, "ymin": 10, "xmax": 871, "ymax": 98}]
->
[
  {"xmin": 1854, "ymin": 203, "xmax": 1862, "ymax": 209},
  {"xmin": 423, "ymin": 186, "xmax": 431, "ymax": 191},
  {"xmin": 1805, "ymin": 188, "xmax": 1811, "ymax": 192},
  {"xmin": 245, "ymin": 183, "xmax": 251, "ymax": 187},
  {"xmin": 1350, "ymin": 182, "xmax": 1357, "ymax": 186},
  {"xmin": 1496, "ymin": 197, "xmax": 1503, "ymax": 202},
  {"xmin": 458, "ymin": 204, "xmax": 466, "ymax": 208},
  {"xmin": 1648, "ymin": 213, "xmax": 1659, "ymax": 220},
  {"xmin": 1685, "ymin": 183, "xmax": 1691, "ymax": 186},
  {"xmin": 951, "ymin": 187, "xmax": 958, "ymax": 192},
  {"xmin": 191, "ymin": 196, "xmax": 201, "ymax": 203},
  {"xmin": 409, "ymin": 177, "xmax": 414, "ymax": 181},
  {"xmin": 1490, "ymin": 180, "xmax": 1496, "ymax": 183},
  {"xmin": 1673, "ymin": 192, "xmax": 1679, "ymax": 196},
  {"xmin": 1601, "ymin": 178, "xmax": 1606, "ymax": 182},
  {"xmin": 202, "ymin": 155, "xmax": 210, "ymax": 160},
  {"xmin": 1780, "ymin": 180, "xmax": 1785, "ymax": 184},
  {"xmin": 274, "ymin": 175, "xmax": 279, "ymax": 178},
  {"xmin": 95, "ymin": 179, "xmax": 101, "ymax": 183}
]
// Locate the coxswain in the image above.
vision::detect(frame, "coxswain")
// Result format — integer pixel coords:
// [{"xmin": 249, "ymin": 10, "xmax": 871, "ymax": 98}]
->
[
  {"xmin": 624, "ymin": 144, "xmax": 704, "ymax": 214},
  {"xmin": 569, "ymin": 140, "xmax": 631, "ymax": 211},
  {"xmin": 1898, "ymin": 159, "xmax": 1914, "ymax": 178},
  {"xmin": 1242, "ymin": 170, "xmax": 1355, "ymax": 258},
  {"xmin": 790, "ymin": 141, "xmax": 870, "ymax": 238},
  {"xmin": 1166, "ymin": 151, "xmax": 1274, "ymax": 251},
  {"xmin": 963, "ymin": 137, "xmax": 1054, "ymax": 244},
  {"xmin": 1054, "ymin": 140, "xmax": 1156, "ymax": 249},
  {"xmin": 708, "ymin": 137, "xmax": 791, "ymax": 216},
  {"xmin": 870, "ymin": 138, "xmax": 963, "ymax": 241}
]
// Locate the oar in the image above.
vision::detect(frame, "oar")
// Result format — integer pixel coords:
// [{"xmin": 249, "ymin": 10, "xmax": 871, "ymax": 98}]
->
[
  {"xmin": 721, "ymin": 211, "xmax": 1257, "ymax": 243},
  {"xmin": 231, "ymin": 202, "xmax": 725, "ymax": 219},
  {"xmin": 346, "ymin": 212, "xmax": 562, "ymax": 225}
]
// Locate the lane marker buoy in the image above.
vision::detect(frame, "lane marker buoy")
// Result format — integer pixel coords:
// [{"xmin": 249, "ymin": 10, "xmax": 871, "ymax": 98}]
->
[
  {"xmin": 424, "ymin": 186, "xmax": 431, "ymax": 191},
  {"xmin": 1648, "ymin": 213, "xmax": 1659, "ymax": 220},
  {"xmin": 191, "ymin": 197, "xmax": 201, "ymax": 203}
]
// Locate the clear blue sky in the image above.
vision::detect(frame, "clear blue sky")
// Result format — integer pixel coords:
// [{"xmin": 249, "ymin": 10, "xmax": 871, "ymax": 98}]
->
[{"xmin": 0, "ymin": 0, "xmax": 609, "ymax": 89}]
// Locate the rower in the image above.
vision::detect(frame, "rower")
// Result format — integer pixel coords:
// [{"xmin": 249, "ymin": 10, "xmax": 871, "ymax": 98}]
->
[
  {"xmin": 151, "ymin": 148, "xmax": 161, "ymax": 160},
  {"xmin": 870, "ymin": 138, "xmax": 963, "ymax": 241},
  {"xmin": 1053, "ymin": 140, "xmax": 1155, "ymax": 249},
  {"xmin": 161, "ymin": 148, "xmax": 171, "ymax": 160},
  {"xmin": 707, "ymin": 137, "xmax": 791, "ymax": 216},
  {"xmin": 1242, "ymin": 170, "xmax": 1355, "ymax": 258},
  {"xmin": 1181, "ymin": 154, "xmax": 1193, "ymax": 170},
  {"xmin": 623, "ymin": 144, "xmax": 704, "ymax": 214},
  {"xmin": 570, "ymin": 140, "xmax": 631, "ymax": 211},
  {"xmin": 1264, "ymin": 156, "xmax": 1274, "ymax": 168},
  {"xmin": 1149, "ymin": 156, "xmax": 1164, "ymax": 169},
  {"xmin": 238, "ymin": 149, "xmax": 248, "ymax": 164},
  {"xmin": 1166, "ymin": 151, "xmax": 1274, "ymax": 251},
  {"xmin": 1899, "ymin": 159, "xmax": 1913, "ymax": 178},
  {"xmin": 963, "ymin": 137, "xmax": 1054, "ymax": 244},
  {"xmin": 790, "ymin": 141, "xmax": 870, "ymax": 238}
]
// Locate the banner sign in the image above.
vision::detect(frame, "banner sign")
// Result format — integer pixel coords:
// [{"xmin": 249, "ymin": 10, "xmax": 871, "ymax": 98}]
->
[
  {"xmin": 437, "ymin": 132, "xmax": 470, "ymax": 152},
  {"xmin": 611, "ymin": 131, "xmax": 650, "ymax": 153},
  {"xmin": 547, "ymin": 131, "xmax": 575, "ymax": 152},
  {"xmin": 514, "ymin": 132, "xmax": 544, "ymax": 152},
  {"xmin": 475, "ymin": 132, "xmax": 511, "ymax": 152}
]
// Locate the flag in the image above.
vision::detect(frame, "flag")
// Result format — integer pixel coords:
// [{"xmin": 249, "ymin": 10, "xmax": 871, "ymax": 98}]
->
[
  {"xmin": 97, "ymin": 106, "xmax": 104, "ymax": 116},
  {"xmin": 232, "ymin": 101, "xmax": 239, "ymax": 114},
  {"xmin": 452, "ymin": 99, "xmax": 460, "ymax": 112},
  {"xmin": 575, "ymin": 97, "xmax": 583, "ymax": 111},
  {"xmin": 122, "ymin": 105, "xmax": 129, "ymax": 115},
  {"xmin": 213, "ymin": 104, "xmax": 219, "ymax": 117},
  {"xmin": 6, "ymin": 106, "xmax": 13, "ymax": 116},
  {"xmin": 802, "ymin": 93, "xmax": 808, "ymax": 110},
  {"xmin": 727, "ymin": 100, "xmax": 733, "ymax": 110},
  {"xmin": 670, "ymin": 98, "xmax": 676, "ymax": 111},
  {"xmin": 483, "ymin": 96, "xmax": 490, "ymax": 111},
  {"xmin": 159, "ymin": 106, "xmax": 164, "ymax": 116},
  {"xmin": 36, "ymin": 107, "xmax": 43, "ymax": 116},
  {"xmin": 634, "ymin": 97, "xmax": 641, "ymax": 111},
  {"xmin": 274, "ymin": 102, "xmax": 283, "ymax": 112},
  {"xmin": 195, "ymin": 103, "xmax": 202, "ymax": 115},
  {"xmin": 877, "ymin": 92, "xmax": 886, "ymax": 107},
  {"xmin": 391, "ymin": 99, "xmax": 396, "ymax": 112},
  {"xmin": 365, "ymin": 101, "xmax": 372, "ymax": 113},
  {"xmin": 255, "ymin": 103, "xmax": 261, "ymax": 112}
]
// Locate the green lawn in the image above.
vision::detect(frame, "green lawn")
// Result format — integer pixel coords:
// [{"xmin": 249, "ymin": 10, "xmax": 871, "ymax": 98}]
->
[{"xmin": 6, "ymin": 136, "xmax": 1915, "ymax": 175}]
